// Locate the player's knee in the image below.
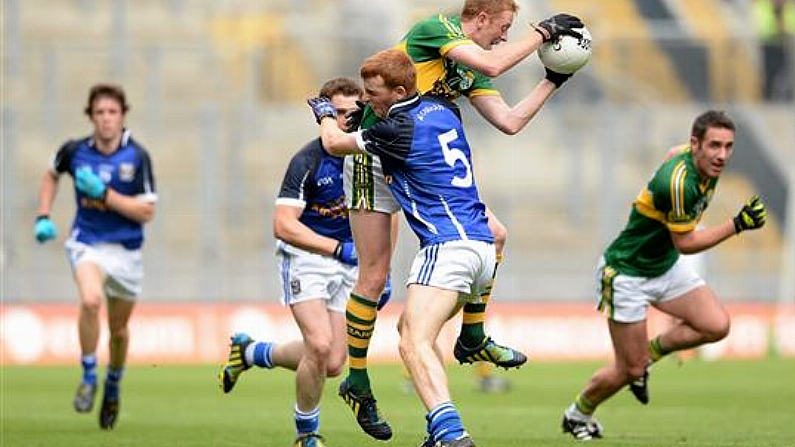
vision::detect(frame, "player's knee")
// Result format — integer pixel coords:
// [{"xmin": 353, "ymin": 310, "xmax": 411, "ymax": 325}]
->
[
  {"xmin": 79, "ymin": 298, "xmax": 102, "ymax": 316},
  {"xmin": 702, "ymin": 317, "xmax": 730, "ymax": 343},
  {"xmin": 305, "ymin": 338, "xmax": 333, "ymax": 362},
  {"xmin": 326, "ymin": 356, "xmax": 346, "ymax": 377},
  {"xmin": 357, "ymin": 275, "xmax": 388, "ymax": 301},
  {"xmin": 108, "ymin": 326, "xmax": 129, "ymax": 343}
]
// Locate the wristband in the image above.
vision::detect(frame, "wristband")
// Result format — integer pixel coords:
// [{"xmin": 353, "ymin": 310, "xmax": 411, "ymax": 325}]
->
[{"xmin": 333, "ymin": 241, "xmax": 342, "ymax": 259}]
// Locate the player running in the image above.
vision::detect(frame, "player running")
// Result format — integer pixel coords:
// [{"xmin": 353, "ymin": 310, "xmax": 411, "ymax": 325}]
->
[
  {"xmin": 219, "ymin": 78, "xmax": 390, "ymax": 447},
  {"xmin": 34, "ymin": 83, "xmax": 157, "ymax": 430},
  {"xmin": 561, "ymin": 110, "xmax": 767, "ymax": 440}
]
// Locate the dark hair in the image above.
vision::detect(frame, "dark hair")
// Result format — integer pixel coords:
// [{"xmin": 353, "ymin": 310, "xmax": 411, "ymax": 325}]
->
[
  {"xmin": 319, "ymin": 77, "xmax": 363, "ymax": 99},
  {"xmin": 461, "ymin": 0, "xmax": 519, "ymax": 20},
  {"xmin": 691, "ymin": 110, "xmax": 735, "ymax": 140},
  {"xmin": 360, "ymin": 49, "xmax": 417, "ymax": 95},
  {"xmin": 84, "ymin": 83, "xmax": 129, "ymax": 116}
]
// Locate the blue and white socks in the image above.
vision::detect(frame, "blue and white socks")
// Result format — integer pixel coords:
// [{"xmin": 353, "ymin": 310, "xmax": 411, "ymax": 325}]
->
[
  {"xmin": 427, "ymin": 401, "xmax": 467, "ymax": 443},
  {"xmin": 295, "ymin": 405, "xmax": 320, "ymax": 435},
  {"xmin": 244, "ymin": 341, "xmax": 275, "ymax": 369},
  {"xmin": 104, "ymin": 367, "xmax": 124, "ymax": 400},
  {"xmin": 80, "ymin": 354, "xmax": 98, "ymax": 386}
]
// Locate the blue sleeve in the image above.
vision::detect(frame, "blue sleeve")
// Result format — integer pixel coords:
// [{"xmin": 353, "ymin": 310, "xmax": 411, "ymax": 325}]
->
[
  {"xmin": 52, "ymin": 140, "xmax": 78, "ymax": 175},
  {"xmin": 361, "ymin": 116, "xmax": 413, "ymax": 163},
  {"xmin": 133, "ymin": 147, "xmax": 157, "ymax": 196},
  {"xmin": 277, "ymin": 141, "xmax": 320, "ymax": 202}
]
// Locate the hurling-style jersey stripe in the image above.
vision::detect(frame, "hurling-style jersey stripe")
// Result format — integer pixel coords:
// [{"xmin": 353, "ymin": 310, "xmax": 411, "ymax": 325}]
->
[
  {"xmin": 441, "ymin": 195, "xmax": 468, "ymax": 240},
  {"xmin": 634, "ymin": 187, "xmax": 663, "ymax": 222},
  {"xmin": 670, "ymin": 161, "xmax": 687, "ymax": 219}
]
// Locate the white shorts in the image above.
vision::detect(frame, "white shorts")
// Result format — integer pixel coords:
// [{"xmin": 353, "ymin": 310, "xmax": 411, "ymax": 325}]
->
[
  {"xmin": 406, "ymin": 240, "xmax": 496, "ymax": 303},
  {"xmin": 65, "ymin": 239, "xmax": 144, "ymax": 300},
  {"xmin": 276, "ymin": 241, "xmax": 357, "ymax": 314},
  {"xmin": 343, "ymin": 153, "xmax": 400, "ymax": 214},
  {"xmin": 596, "ymin": 256, "xmax": 706, "ymax": 323}
]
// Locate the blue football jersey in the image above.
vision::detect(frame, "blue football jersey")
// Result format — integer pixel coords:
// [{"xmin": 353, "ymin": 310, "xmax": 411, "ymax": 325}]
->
[
  {"xmin": 358, "ymin": 95, "xmax": 492, "ymax": 247},
  {"xmin": 276, "ymin": 138, "xmax": 352, "ymax": 243},
  {"xmin": 52, "ymin": 129, "xmax": 157, "ymax": 249}
]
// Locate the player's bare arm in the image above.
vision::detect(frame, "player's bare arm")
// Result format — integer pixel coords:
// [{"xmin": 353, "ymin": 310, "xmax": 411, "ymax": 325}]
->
[
  {"xmin": 104, "ymin": 193, "xmax": 155, "ymax": 224},
  {"xmin": 671, "ymin": 195, "xmax": 767, "ymax": 254},
  {"xmin": 273, "ymin": 204, "xmax": 340, "ymax": 257},
  {"xmin": 444, "ymin": 33, "xmax": 543, "ymax": 77},
  {"xmin": 446, "ymin": 12, "xmax": 584, "ymax": 77},
  {"xmin": 669, "ymin": 222, "xmax": 738, "ymax": 255},
  {"xmin": 469, "ymin": 81, "xmax": 557, "ymax": 135},
  {"xmin": 36, "ymin": 171, "xmax": 60, "ymax": 216},
  {"xmin": 318, "ymin": 117, "xmax": 361, "ymax": 156}
]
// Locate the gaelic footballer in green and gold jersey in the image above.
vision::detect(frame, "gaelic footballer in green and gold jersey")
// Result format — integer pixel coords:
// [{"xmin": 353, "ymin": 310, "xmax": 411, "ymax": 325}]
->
[
  {"xmin": 563, "ymin": 112, "xmax": 768, "ymax": 440},
  {"xmin": 604, "ymin": 146, "xmax": 719, "ymax": 278},
  {"xmin": 396, "ymin": 14, "xmax": 499, "ymax": 101}
]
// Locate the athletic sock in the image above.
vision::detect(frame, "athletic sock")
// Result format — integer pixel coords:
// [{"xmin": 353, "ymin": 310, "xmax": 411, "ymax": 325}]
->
[
  {"xmin": 427, "ymin": 402, "xmax": 467, "ymax": 443},
  {"xmin": 295, "ymin": 405, "xmax": 320, "ymax": 435},
  {"xmin": 459, "ymin": 256, "xmax": 501, "ymax": 347},
  {"xmin": 649, "ymin": 336, "xmax": 669, "ymax": 362},
  {"xmin": 245, "ymin": 341, "xmax": 275, "ymax": 368},
  {"xmin": 573, "ymin": 393, "xmax": 596, "ymax": 416},
  {"xmin": 104, "ymin": 366, "xmax": 124, "ymax": 400},
  {"xmin": 81, "ymin": 354, "xmax": 98, "ymax": 386},
  {"xmin": 346, "ymin": 293, "xmax": 378, "ymax": 392}
]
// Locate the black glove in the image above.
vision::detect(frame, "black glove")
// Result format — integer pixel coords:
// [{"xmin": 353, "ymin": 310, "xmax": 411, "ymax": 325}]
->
[
  {"xmin": 345, "ymin": 100, "xmax": 367, "ymax": 132},
  {"xmin": 733, "ymin": 195, "xmax": 767, "ymax": 233},
  {"xmin": 534, "ymin": 13, "xmax": 584, "ymax": 43},
  {"xmin": 307, "ymin": 96, "xmax": 337, "ymax": 124},
  {"xmin": 545, "ymin": 67, "xmax": 573, "ymax": 88}
]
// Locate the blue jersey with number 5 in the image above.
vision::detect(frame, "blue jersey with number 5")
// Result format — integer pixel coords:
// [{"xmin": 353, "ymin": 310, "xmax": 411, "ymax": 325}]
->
[{"xmin": 358, "ymin": 95, "xmax": 492, "ymax": 247}]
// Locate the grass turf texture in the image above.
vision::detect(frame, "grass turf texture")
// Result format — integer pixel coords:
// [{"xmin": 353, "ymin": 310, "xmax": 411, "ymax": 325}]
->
[{"xmin": 2, "ymin": 359, "xmax": 794, "ymax": 447}]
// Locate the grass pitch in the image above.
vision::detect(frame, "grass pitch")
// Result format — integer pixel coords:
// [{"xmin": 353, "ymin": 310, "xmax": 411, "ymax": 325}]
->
[{"xmin": 2, "ymin": 359, "xmax": 794, "ymax": 447}]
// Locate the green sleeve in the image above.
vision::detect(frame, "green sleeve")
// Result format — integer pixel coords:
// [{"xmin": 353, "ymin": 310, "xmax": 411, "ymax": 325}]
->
[{"xmin": 404, "ymin": 14, "xmax": 470, "ymax": 63}]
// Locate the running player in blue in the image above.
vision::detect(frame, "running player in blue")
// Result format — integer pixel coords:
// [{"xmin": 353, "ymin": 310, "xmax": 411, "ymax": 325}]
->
[
  {"xmin": 34, "ymin": 83, "xmax": 157, "ymax": 430},
  {"xmin": 309, "ymin": 49, "xmax": 497, "ymax": 447},
  {"xmin": 219, "ymin": 77, "xmax": 390, "ymax": 447}
]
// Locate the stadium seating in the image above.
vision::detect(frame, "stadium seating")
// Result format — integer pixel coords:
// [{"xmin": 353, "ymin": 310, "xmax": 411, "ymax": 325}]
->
[{"xmin": 3, "ymin": 0, "xmax": 789, "ymax": 303}]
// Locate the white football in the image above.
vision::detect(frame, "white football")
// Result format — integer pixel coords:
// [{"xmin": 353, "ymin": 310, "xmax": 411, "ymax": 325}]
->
[{"xmin": 538, "ymin": 26, "xmax": 592, "ymax": 74}]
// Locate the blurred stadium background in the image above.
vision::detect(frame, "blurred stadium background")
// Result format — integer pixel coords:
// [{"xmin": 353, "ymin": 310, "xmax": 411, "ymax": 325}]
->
[{"xmin": 1, "ymin": 0, "xmax": 794, "ymax": 363}]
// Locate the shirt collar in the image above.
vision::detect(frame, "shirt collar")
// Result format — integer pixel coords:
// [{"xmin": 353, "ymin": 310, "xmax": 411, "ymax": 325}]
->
[
  {"xmin": 88, "ymin": 128, "xmax": 131, "ymax": 149},
  {"xmin": 386, "ymin": 94, "xmax": 421, "ymax": 118}
]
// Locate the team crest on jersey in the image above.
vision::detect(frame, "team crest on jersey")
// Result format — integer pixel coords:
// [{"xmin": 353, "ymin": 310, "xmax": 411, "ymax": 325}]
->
[
  {"xmin": 119, "ymin": 163, "xmax": 136, "ymax": 182},
  {"xmin": 96, "ymin": 164, "xmax": 114, "ymax": 183},
  {"xmin": 692, "ymin": 190, "xmax": 713, "ymax": 217},
  {"xmin": 290, "ymin": 279, "xmax": 301, "ymax": 294},
  {"xmin": 455, "ymin": 67, "xmax": 474, "ymax": 90}
]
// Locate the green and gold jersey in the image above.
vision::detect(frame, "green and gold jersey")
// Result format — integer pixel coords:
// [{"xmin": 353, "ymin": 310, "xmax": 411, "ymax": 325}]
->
[
  {"xmin": 604, "ymin": 146, "xmax": 719, "ymax": 277},
  {"xmin": 395, "ymin": 14, "xmax": 499, "ymax": 101}
]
